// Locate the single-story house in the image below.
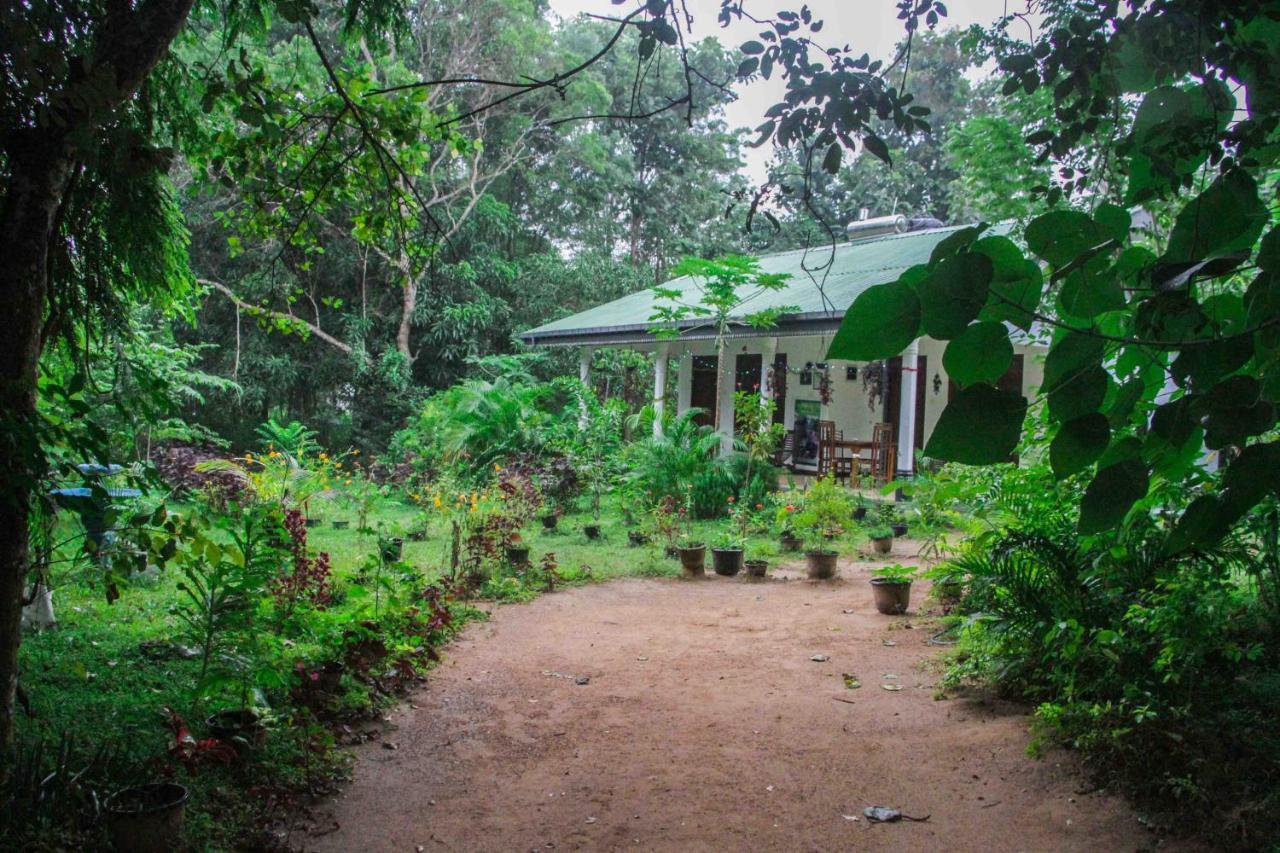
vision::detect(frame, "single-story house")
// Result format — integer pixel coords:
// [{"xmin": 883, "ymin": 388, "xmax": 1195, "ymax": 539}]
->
[{"xmin": 520, "ymin": 217, "xmax": 1046, "ymax": 477}]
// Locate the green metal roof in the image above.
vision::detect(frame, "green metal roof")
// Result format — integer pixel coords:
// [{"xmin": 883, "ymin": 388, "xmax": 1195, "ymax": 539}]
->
[{"xmin": 521, "ymin": 224, "xmax": 989, "ymax": 347}]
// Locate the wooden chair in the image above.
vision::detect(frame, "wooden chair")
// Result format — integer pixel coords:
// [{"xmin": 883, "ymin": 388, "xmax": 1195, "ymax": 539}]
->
[
  {"xmin": 816, "ymin": 419, "xmax": 837, "ymax": 478},
  {"xmin": 871, "ymin": 422, "xmax": 894, "ymax": 484}
]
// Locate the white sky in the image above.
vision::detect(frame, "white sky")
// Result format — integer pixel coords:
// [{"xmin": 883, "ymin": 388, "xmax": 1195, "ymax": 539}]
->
[{"xmin": 547, "ymin": 0, "xmax": 1026, "ymax": 182}]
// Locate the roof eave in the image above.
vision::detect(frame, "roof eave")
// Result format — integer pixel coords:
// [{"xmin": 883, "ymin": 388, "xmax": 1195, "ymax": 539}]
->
[{"xmin": 520, "ymin": 312, "xmax": 844, "ymax": 348}]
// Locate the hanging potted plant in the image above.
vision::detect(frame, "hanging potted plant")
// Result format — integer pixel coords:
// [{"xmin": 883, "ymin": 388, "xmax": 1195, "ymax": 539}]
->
[
  {"xmin": 868, "ymin": 524, "xmax": 894, "ymax": 555},
  {"xmin": 869, "ymin": 564, "xmax": 916, "ymax": 614}
]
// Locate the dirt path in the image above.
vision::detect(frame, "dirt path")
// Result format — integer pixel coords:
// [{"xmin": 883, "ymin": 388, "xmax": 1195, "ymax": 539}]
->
[{"xmin": 307, "ymin": 554, "xmax": 1192, "ymax": 852}]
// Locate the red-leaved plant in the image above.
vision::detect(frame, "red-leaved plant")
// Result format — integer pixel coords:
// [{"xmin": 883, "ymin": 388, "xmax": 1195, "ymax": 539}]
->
[{"xmin": 273, "ymin": 509, "xmax": 333, "ymax": 620}]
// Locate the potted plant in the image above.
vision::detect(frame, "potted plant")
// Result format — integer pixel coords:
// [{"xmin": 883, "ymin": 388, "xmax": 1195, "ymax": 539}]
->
[
  {"xmin": 792, "ymin": 475, "xmax": 851, "ymax": 579},
  {"xmin": 869, "ymin": 563, "xmax": 916, "ymax": 614},
  {"xmin": 627, "ymin": 529, "xmax": 650, "ymax": 547},
  {"xmin": 206, "ymin": 707, "xmax": 268, "ymax": 750},
  {"xmin": 744, "ymin": 550, "xmax": 769, "ymax": 578},
  {"xmin": 867, "ymin": 525, "xmax": 894, "ymax": 555},
  {"xmin": 504, "ymin": 532, "xmax": 530, "ymax": 567},
  {"xmin": 583, "ymin": 522, "xmax": 601, "ymax": 540},
  {"xmin": 648, "ymin": 495, "xmax": 686, "ymax": 559},
  {"xmin": 710, "ymin": 531, "xmax": 744, "ymax": 576},
  {"xmin": 105, "ymin": 782, "xmax": 190, "ymax": 853},
  {"xmin": 378, "ymin": 534, "xmax": 404, "ymax": 563},
  {"xmin": 676, "ymin": 533, "xmax": 706, "ymax": 578},
  {"xmin": 774, "ymin": 501, "xmax": 802, "ymax": 550},
  {"xmin": 877, "ymin": 502, "xmax": 908, "ymax": 537},
  {"xmin": 541, "ymin": 505, "xmax": 560, "ymax": 530},
  {"xmin": 926, "ymin": 564, "xmax": 964, "ymax": 603},
  {"xmin": 851, "ymin": 493, "xmax": 869, "ymax": 522}
]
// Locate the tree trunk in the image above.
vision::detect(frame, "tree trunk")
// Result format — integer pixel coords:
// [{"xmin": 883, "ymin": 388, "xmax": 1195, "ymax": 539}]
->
[
  {"xmin": 396, "ymin": 275, "xmax": 418, "ymax": 365},
  {"xmin": 0, "ymin": 146, "xmax": 72, "ymax": 745},
  {"xmin": 0, "ymin": 0, "xmax": 197, "ymax": 745}
]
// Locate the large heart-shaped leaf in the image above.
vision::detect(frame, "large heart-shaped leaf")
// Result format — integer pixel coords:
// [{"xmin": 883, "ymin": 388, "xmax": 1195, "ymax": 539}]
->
[
  {"xmin": 924, "ymin": 384, "xmax": 1027, "ymax": 464},
  {"xmin": 1079, "ymin": 458, "xmax": 1149, "ymax": 534},
  {"xmin": 943, "ymin": 322, "xmax": 1013, "ymax": 388},
  {"xmin": 918, "ymin": 253, "xmax": 993, "ymax": 340},
  {"xmin": 1050, "ymin": 413, "xmax": 1111, "ymax": 479},
  {"xmin": 827, "ymin": 280, "xmax": 920, "ymax": 361}
]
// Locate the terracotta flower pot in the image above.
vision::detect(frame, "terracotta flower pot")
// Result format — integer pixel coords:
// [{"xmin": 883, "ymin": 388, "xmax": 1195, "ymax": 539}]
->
[
  {"xmin": 711, "ymin": 547, "xmax": 743, "ymax": 576},
  {"xmin": 805, "ymin": 550, "xmax": 838, "ymax": 580},
  {"xmin": 678, "ymin": 544, "xmax": 706, "ymax": 578},
  {"xmin": 872, "ymin": 536, "xmax": 893, "ymax": 555},
  {"xmin": 870, "ymin": 578, "xmax": 913, "ymax": 614}
]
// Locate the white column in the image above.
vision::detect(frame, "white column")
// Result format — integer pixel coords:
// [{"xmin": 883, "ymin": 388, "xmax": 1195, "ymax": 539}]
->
[
  {"xmin": 577, "ymin": 346, "xmax": 593, "ymax": 429},
  {"xmin": 676, "ymin": 347, "xmax": 692, "ymax": 415},
  {"xmin": 652, "ymin": 343, "xmax": 670, "ymax": 437},
  {"xmin": 897, "ymin": 339, "xmax": 919, "ymax": 476},
  {"xmin": 715, "ymin": 341, "xmax": 735, "ymax": 455}
]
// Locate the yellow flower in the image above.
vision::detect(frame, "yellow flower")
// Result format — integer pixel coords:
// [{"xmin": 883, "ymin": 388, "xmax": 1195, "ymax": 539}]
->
[
  {"xmin": 494, "ymin": 463, "xmax": 501, "ymax": 472},
  {"xmin": 433, "ymin": 496, "xmax": 442, "ymax": 508}
]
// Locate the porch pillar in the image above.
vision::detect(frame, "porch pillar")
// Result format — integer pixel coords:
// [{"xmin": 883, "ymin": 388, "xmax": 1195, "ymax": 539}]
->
[
  {"xmin": 759, "ymin": 336, "xmax": 777, "ymax": 409},
  {"xmin": 676, "ymin": 347, "xmax": 692, "ymax": 415},
  {"xmin": 578, "ymin": 346, "xmax": 593, "ymax": 429},
  {"xmin": 897, "ymin": 339, "xmax": 919, "ymax": 476},
  {"xmin": 715, "ymin": 341, "xmax": 735, "ymax": 455},
  {"xmin": 652, "ymin": 343, "xmax": 670, "ymax": 437}
]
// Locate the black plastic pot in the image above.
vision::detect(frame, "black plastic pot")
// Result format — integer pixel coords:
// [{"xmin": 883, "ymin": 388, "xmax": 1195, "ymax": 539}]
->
[
  {"xmin": 780, "ymin": 534, "xmax": 803, "ymax": 552},
  {"xmin": 407, "ymin": 529, "xmax": 428, "ymax": 542},
  {"xmin": 505, "ymin": 545, "xmax": 531, "ymax": 566},
  {"xmin": 678, "ymin": 544, "xmax": 706, "ymax": 578},
  {"xmin": 583, "ymin": 524, "xmax": 601, "ymax": 540},
  {"xmin": 331, "ymin": 519, "xmax": 350, "ymax": 530},
  {"xmin": 207, "ymin": 709, "xmax": 267, "ymax": 750},
  {"xmin": 711, "ymin": 547, "xmax": 743, "ymax": 576},
  {"xmin": 379, "ymin": 537, "xmax": 404, "ymax": 563},
  {"xmin": 852, "ymin": 506, "xmax": 868, "ymax": 522},
  {"xmin": 106, "ymin": 782, "xmax": 189, "ymax": 853},
  {"xmin": 805, "ymin": 550, "xmax": 838, "ymax": 580},
  {"xmin": 627, "ymin": 530, "xmax": 650, "ymax": 547},
  {"xmin": 891, "ymin": 522, "xmax": 909, "ymax": 538},
  {"xmin": 870, "ymin": 578, "xmax": 913, "ymax": 614},
  {"xmin": 744, "ymin": 559, "xmax": 768, "ymax": 578},
  {"xmin": 541, "ymin": 513, "xmax": 559, "ymax": 530},
  {"xmin": 304, "ymin": 517, "xmax": 321, "ymax": 528}
]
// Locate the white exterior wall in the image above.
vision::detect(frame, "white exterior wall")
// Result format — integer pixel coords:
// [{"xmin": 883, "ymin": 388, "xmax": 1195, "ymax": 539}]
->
[{"xmin": 662, "ymin": 332, "xmax": 1045, "ymax": 454}]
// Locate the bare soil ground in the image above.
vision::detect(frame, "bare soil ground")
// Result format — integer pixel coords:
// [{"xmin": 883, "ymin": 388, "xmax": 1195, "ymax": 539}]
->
[{"xmin": 306, "ymin": 548, "xmax": 1196, "ymax": 852}]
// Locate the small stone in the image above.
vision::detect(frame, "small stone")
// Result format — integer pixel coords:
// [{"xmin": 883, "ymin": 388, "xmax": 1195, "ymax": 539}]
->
[
  {"xmin": 382, "ymin": 742, "xmax": 398, "ymax": 750},
  {"xmin": 810, "ymin": 654, "xmax": 830, "ymax": 662},
  {"xmin": 575, "ymin": 675, "xmax": 590, "ymax": 685},
  {"xmin": 585, "ymin": 816, "xmax": 597, "ymax": 824}
]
